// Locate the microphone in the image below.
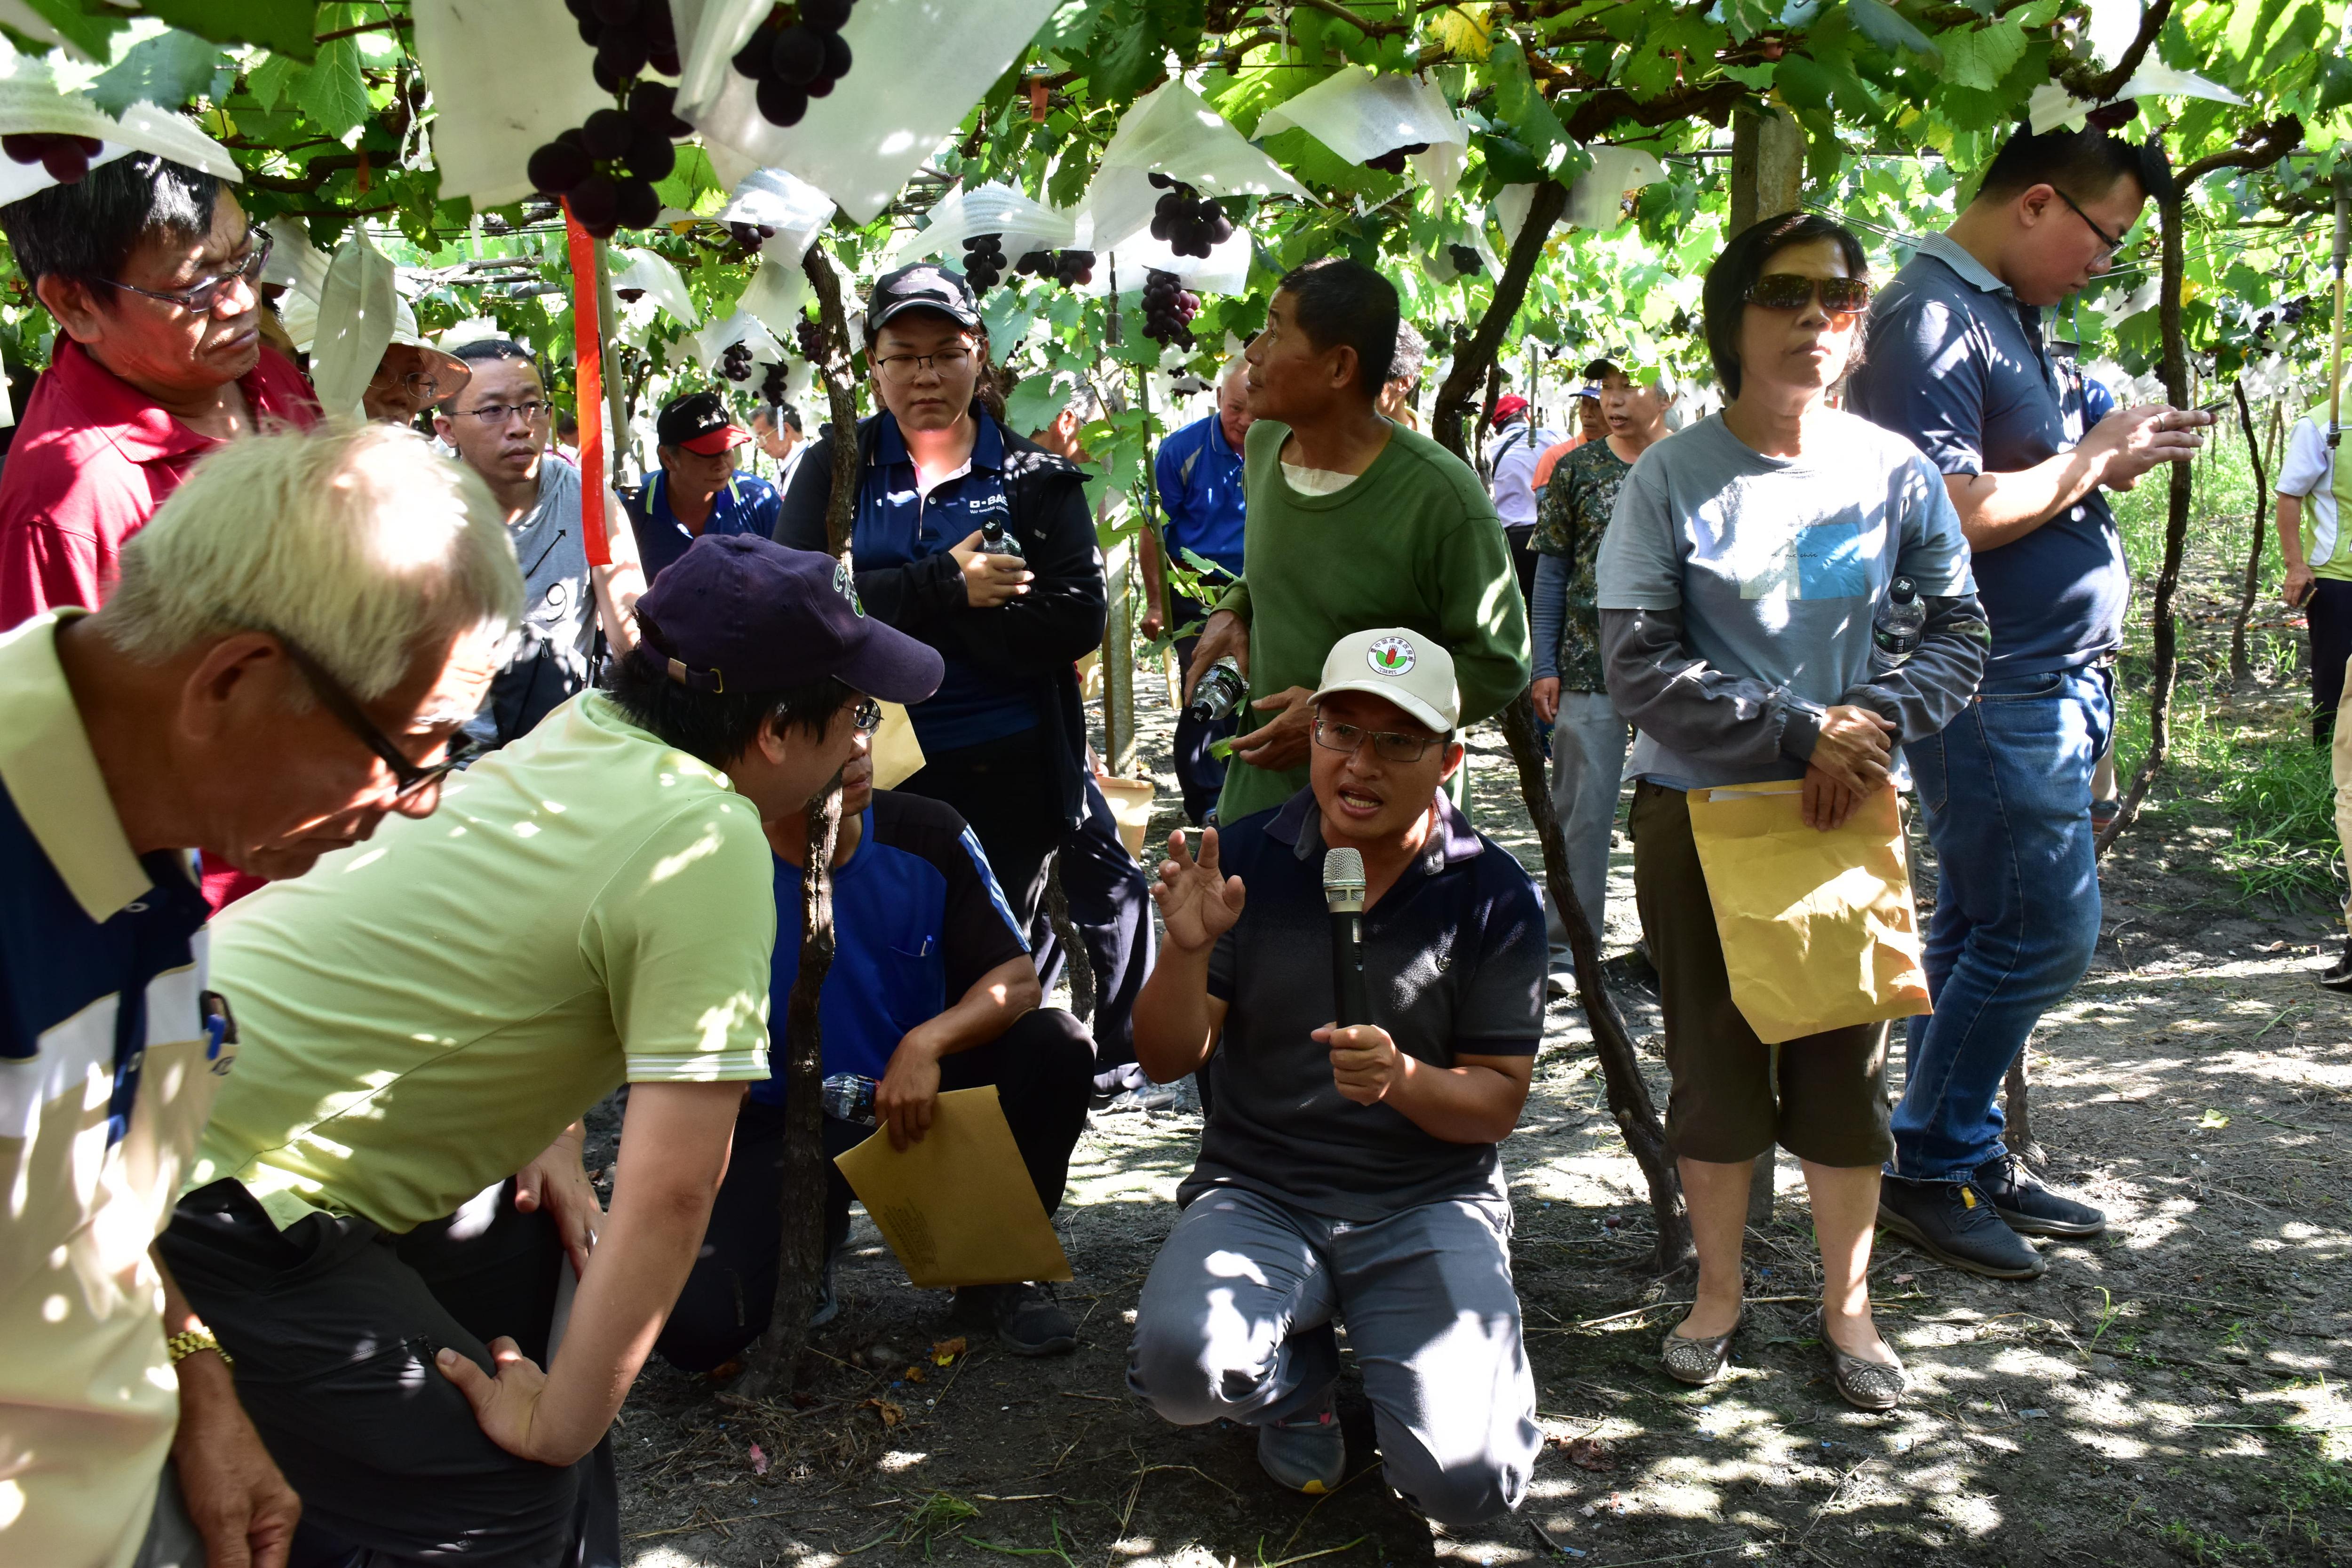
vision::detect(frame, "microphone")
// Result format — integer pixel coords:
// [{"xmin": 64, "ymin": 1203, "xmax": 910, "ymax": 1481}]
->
[{"xmin": 1323, "ymin": 848, "xmax": 1370, "ymax": 1029}]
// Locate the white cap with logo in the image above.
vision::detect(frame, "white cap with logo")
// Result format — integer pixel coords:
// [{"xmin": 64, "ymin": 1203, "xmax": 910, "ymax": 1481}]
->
[{"xmin": 1311, "ymin": 628, "xmax": 1460, "ymax": 733}]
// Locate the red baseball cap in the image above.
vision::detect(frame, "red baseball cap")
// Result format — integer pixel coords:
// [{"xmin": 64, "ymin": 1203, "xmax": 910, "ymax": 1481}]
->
[
  {"xmin": 658, "ymin": 390, "xmax": 754, "ymax": 455},
  {"xmin": 1489, "ymin": 393, "xmax": 1530, "ymax": 426}
]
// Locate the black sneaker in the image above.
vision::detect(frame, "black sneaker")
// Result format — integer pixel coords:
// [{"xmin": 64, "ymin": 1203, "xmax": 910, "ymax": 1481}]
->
[
  {"xmin": 1974, "ymin": 1153, "xmax": 2106, "ymax": 1238},
  {"xmin": 952, "ymin": 1282, "xmax": 1078, "ymax": 1357},
  {"xmin": 2320, "ymin": 936, "xmax": 2352, "ymax": 994},
  {"xmin": 1877, "ymin": 1175, "xmax": 2045, "ymax": 1280}
]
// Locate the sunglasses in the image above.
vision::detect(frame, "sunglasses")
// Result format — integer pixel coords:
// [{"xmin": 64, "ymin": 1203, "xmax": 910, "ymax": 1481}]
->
[
  {"xmin": 261, "ymin": 628, "xmax": 477, "ymax": 804},
  {"xmin": 1746, "ymin": 273, "xmax": 1872, "ymax": 317},
  {"xmin": 103, "ymin": 230, "xmax": 274, "ymax": 317}
]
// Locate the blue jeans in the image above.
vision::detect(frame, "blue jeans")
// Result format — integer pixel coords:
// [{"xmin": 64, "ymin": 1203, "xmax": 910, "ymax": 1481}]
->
[{"xmin": 1892, "ymin": 666, "xmax": 2112, "ymax": 1183}]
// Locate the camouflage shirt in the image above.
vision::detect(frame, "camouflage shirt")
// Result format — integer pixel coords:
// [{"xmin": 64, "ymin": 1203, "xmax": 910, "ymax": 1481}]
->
[{"xmin": 1531, "ymin": 437, "xmax": 1633, "ymax": 692}]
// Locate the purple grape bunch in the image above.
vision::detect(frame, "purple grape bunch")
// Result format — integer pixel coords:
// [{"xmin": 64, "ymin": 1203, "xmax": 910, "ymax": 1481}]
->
[
  {"xmin": 1365, "ymin": 142, "xmax": 1428, "ymax": 175},
  {"xmin": 732, "ymin": 0, "xmax": 858, "ymax": 129},
  {"xmin": 565, "ymin": 0, "xmax": 681, "ymax": 92},
  {"xmin": 1015, "ymin": 248, "xmax": 1097, "ymax": 289},
  {"xmin": 528, "ymin": 78, "xmax": 692, "ymax": 239},
  {"xmin": 1146, "ymin": 173, "xmax": 1233, "ymax": 260},
  {"xmin": 2, "ymin": 134, "xmax": 101, "ymax": 185},
  {"xmin": 1140, "ymin": 268, "xmax": 1200, "ymax": 351}
]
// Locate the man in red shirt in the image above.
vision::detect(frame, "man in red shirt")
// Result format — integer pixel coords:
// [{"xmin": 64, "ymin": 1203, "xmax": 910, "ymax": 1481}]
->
[{"xmin": 0, "ymin": 155, "xmax": 318, "ymax": 627}]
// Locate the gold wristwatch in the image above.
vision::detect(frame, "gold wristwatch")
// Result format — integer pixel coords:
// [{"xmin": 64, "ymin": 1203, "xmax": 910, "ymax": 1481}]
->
[{"xmin": 165, "ymin": 1328, "xmax": 234, "ymax": 1369}]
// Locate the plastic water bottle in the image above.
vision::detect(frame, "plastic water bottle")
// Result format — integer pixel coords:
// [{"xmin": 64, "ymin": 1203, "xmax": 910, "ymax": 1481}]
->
[
  {"xmin": 1189, "ymin": 656, "xmax": 1248, "ymax": 724},
  {"xmin": 979, "ymin": 516, "xmax": 1024, "ymax": 559},
  {"xmin": 820, "ymin": 1073, "xmax": 878, "ymax": 1126},
  {"xmin": 1871, "ymin": 576, "xmax": 1925, "ymax": 673}
]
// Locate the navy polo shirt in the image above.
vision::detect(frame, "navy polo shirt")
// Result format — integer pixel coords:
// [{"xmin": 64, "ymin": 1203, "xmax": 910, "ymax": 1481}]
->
[
  {"xmin": 852, "ymin": 411, "xmax": 1049, "ymax": 751},
  {"xmin": 1848, "ymin": 231, "xmax": 2122, "ymax": 675},
  {"xmin": 750, "ymin": 790, "xmax": 1028, "ymax": 1104},
  {"xmin": 1185, "ymin": 788, "xmax": 1546, "ymax": 1223},
  {"xmin": 628, "ymin": 468, "xmax": 782, "ymax": 582},
  {"xmin": 1153, "ymin": 410, "xmax": 1247, "ymax": 581}
]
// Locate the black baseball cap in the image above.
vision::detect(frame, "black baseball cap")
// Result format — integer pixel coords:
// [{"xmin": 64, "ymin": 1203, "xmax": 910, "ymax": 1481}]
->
[
  {"xmin": 867, "ymin": 262, "xmax": 981, "ymax": 334},
  {"xmin": 657, "ymin": 390, "xmax": 751, "ymax": 455},
  {"xmin": 632, "ymin": 535, "xmax": 943, "ymax": 703}
]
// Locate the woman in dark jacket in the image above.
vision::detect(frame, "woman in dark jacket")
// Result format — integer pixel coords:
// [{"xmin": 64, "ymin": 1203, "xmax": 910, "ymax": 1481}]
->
[{"xmin": 775, "ymin": 262, "xmax": 1107, "ymax": 939}]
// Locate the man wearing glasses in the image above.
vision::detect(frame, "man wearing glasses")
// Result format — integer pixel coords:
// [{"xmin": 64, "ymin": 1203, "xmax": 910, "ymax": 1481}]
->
[
  {"xmin": 0, "ymin": 423, "xmax": 523, "ymax": 1568},
  {"xmin": 159, "ymin": 535, "xmax": 943, "ymax": 1565},
  {"xmin": 1849, "ymin": 123, "xmax": 2213, "ymax": 1279},
  {"xmin": 1127, "ymin": 629, "xmax": 1544, "ymax": 1524},
  {"xmin": 0, "ymin": 155, "xmax": 318, "ymax": 629},
  {"xmin": 362, "ymin": 297, "xmax": 470, "ymax": 428},
  {"xmin": 437, "ymin": 336, "xmax": 647, "ymax": 748}
]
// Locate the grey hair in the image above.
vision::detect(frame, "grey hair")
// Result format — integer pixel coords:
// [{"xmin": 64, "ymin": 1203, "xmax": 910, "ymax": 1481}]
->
[{"xmin": 101, "ymin": 422, "xmax": 524, "ymax": 700}]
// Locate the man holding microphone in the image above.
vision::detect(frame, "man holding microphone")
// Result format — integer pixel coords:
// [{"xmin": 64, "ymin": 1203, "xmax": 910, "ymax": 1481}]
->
[{"xmin": 1850, "ymin": 121, "xmax": 2211, "ymax": 1279}]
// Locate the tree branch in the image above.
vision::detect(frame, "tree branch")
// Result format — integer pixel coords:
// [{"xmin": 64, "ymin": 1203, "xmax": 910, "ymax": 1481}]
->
[
  {"xmin": 2058, "ymin": 0, "xmax": 2172, "ymax": 104},
  {"xmin": 2180, "ymin": 115, "xmax": 2305, "ymax": 187},
  {"xmin": 1431, "ymin": 176, "xmax": 1567, "ymax": 457}
]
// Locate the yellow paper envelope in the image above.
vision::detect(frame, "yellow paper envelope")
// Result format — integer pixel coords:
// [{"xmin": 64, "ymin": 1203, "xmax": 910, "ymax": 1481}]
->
[
  {"xmin": 871, "ymin": 700, "xmax": 925, "ymax": 790},
  {"xmin": 1685, "ymin": 780, "xmax": 1930, "ymax": 1046},
  {"xmin": 833, "ymin": 1087, "xmax": 1073, "ymax": 1289}
]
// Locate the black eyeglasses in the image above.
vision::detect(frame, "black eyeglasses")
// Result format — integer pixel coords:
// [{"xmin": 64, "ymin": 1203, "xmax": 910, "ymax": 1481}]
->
[
  {"xmin": 263, "ymin": 629, "xmax": 477, "ymax": 804},
  {"xmin": 1312, "ymin": 717, "xmax": 1439, "ymax": 764},
  {"xmin": 102, "ymin": 230, "xmax": 273, "ymax": 316},
  {"xmin": 1746, "ymin": 273, "xmax": 1872, "ymax": 317},
  {"xmin": 850, "ymin": 697, "xmax": 883, "ymax": 733},
  {"xmin": 453, "ymin": 399, "xmax": 553, "ymax": 426},
  {"xmin": 2051, "ymin": 187, "xmax": 2125, "ymax": 259}
]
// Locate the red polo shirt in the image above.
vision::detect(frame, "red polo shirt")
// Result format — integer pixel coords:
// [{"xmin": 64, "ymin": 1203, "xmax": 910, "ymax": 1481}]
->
[{"xmin": 0, "ymin": 337, "xmax": 319, "ymax": 627}]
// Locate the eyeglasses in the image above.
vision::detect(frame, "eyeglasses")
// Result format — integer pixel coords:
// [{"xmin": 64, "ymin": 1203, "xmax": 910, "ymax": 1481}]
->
[
  {"xmin": 1746, "ymin": 273, "xmax": 1872, "ymax": 317},
  {"xmin": 2051, "ymin": 187, "xmax": 2125, "ymax": 259},
  {"xmin": 874, "ymin": 347, "xmax": 974, "ymax": 385},
  {"xmin": 102, "ymin": 230, "xmax": 273, "ymax": 316},
  {"xmin": 371, "ymin": 368, "xmax": 443, "ymax": 404},
  {"xmin": 849, "ymin": 697, "xmax": 883, "ymax": 734},
  {"xmin": 262, "ymin": 628, "xmax": 477, "ymax": 804},
  {"xmin": 453, "ymin": 399, "xmax": 553, "ymax": 426},
  {"xmin": 1312, "ymin": 717, "xmax": 1439, "ymax": 764}
]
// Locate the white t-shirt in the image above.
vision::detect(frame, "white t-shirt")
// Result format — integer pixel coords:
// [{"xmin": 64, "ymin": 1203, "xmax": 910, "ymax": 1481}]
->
[
  {"xmin": 1281, "ymin": 461, "xmax": 1359, "ymax": 496},
  {"xmin": 2278, "ymin": 414, "xmax": 2341, "ymax": 570}
]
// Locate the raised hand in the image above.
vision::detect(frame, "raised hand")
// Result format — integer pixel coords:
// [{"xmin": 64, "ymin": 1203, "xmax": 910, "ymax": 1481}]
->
[{"xmin": 1152, "ymin": 826, "xmax": 1246, "ymax": 953}]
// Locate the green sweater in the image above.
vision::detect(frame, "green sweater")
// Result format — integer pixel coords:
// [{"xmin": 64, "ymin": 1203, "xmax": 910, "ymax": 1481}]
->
[{"xmin": 1213, "ymin": 417, "xmax": 1532, "ymax": 823}]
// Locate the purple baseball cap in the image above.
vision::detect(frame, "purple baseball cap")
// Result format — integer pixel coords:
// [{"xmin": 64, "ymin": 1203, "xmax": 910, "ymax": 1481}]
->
[{"xmin": 632, "ymin": 534, "xmax": 943, "ymax": 703}]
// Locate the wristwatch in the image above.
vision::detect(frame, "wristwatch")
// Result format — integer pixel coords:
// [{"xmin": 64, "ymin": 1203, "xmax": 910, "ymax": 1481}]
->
[{"xmin": 165, "ymin": 1328, "xmax": 235, "ymax": 1370}]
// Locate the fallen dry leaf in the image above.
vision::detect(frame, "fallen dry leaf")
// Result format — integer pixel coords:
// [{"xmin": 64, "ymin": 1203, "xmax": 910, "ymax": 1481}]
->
[
  {"xmin": 904, "ymin": 1364, "xmax": 927, "ymax": 1382},
  {"xmin": 867, "ymin": 1396, "xmax": 905, "ymax": 1426},
  {"xmin": 931, "ymin": 1337, "xmax": 968, "ymax": 1366},
  {"xmin": 1549, "ymin": 1435, "xmax": 1615, "ymax": 1472}
]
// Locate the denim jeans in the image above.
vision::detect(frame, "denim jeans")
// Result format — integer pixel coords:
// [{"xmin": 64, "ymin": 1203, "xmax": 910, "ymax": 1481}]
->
[
  {"xmin": 1543, "ymin": 690, "xmax": 1629, "ymax": 949},
  {"xmin": 1892, "ymin": 665, "xmax": 2112, "ymax": 1182}
]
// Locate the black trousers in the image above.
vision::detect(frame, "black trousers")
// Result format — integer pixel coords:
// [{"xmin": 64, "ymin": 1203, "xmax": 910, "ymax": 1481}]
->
[
  {"xmin": 1035, "ymin": 776, "xmax": 1155, "ymax": 1071},
  {"xmin": 899, "ymin": 728, "xmax": 1067, "ymax": 939},
  {"xmin": 1506, "ymin": 524, "xmax": 1540, "ymax": 615},
  {"xmin": 159, "ymin": 1179, "xmax": 618, "ymax": 1568},
  {"xmin": 2310, "ymin": 578, "xmax": 2352, "ymax": 744},
  {"xmin": 1167, "ymin": 590, "xmax": 1235, "ymax": 824},
  {"xmin": 655, "ymin": 1007, "xmax": 1096, "ymax": 1373}
]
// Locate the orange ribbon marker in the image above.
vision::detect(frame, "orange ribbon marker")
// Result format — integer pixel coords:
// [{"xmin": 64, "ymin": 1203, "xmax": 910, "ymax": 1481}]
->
[{"xmin": 563, "ymin": 198, "xmax": 611, "ymax": 566}]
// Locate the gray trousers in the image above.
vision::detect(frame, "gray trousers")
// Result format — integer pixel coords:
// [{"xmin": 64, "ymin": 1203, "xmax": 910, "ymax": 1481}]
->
[
  {"xmin": 1127, "ymin": 1186, "xmax": 1540, "ymax": 1528},
  {"xmin": 1544, "ymin": 690, "xmax": 1630, "ymax": 949}
]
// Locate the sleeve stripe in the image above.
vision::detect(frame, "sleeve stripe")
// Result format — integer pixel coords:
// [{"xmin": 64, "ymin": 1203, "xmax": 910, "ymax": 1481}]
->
[
  {"xmin": 956, "ymin": 824, "xmax": 1031, "ymax": 953},
  {"xmin": 628, "ymin": 1049, "xmax": 770, "ymax": 1082}
]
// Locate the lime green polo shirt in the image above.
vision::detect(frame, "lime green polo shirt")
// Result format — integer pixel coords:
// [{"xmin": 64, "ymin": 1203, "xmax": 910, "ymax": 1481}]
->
[{"xmin": 189, "ymin": 693, "xmax": 775, "ymax": 1233}]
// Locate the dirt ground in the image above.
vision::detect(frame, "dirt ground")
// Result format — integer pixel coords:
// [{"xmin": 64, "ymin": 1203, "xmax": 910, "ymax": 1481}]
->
[{"xmin": 597, "ymin": 661, "xmax": 2352, "ymax": 1568}]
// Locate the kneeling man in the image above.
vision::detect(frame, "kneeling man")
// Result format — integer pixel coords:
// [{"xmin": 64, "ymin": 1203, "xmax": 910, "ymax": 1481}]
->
[
  {"xmin": 656, "ymin": 751, "xmax": 1095, "ymax": 1366},
  {"xmin": 1126, "ymin": 629, "xmax": 1544, "ymax": 1524}
]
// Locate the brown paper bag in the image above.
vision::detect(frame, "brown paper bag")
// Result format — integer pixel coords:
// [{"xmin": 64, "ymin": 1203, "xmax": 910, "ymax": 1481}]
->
[
  {"xmin": 870, "ymin": 700, "xmax": 925, "ymax": 790},
  {"xmin": 1685, "ymin": 780, "xmax": 1930, "ymax": 1045},
  {"xmin": 833, "ymin": 1087, "xmax": 1073, "ymax": 1288}
]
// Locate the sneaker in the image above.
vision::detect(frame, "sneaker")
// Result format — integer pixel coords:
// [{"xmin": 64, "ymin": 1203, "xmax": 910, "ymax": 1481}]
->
[
  {"xmin": 1877, "ymin": 1174, "xmax": 2045, "ymax": 1280},
  {"xmin": 1974, "ymin": 1153, "xmax": 2106, "ymax": 1238},
  {"xmin": 2320, "ymin": 936, "xmax": 2352, "ymax": 994},
  {"xmin": 810, "ymin": 1253, "xmax": 840, "ymax": 1328},
  {"xmin": 1255, "ymin": 1393, "xmax": 1345, "ymax": 1495},
  {"xmin": 952, "ymin": 1282, "xmax": 1077, "ymax": 1357}
]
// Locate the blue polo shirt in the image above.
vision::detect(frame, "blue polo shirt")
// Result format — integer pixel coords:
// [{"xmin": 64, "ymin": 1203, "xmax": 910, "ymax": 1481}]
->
[
  {"xmin": 1848, "ymin": 231, "xmax": 2122, "ymax": 675},
  {"xmin": 628, "ymin": 468, "xmax": 782, "ymax": 582},
  {"xmin": 852, "ymin": 411, "xmax": 1048, "ymax": 751},
  {"xmin": 1184, "ymin": 788, "xmax": 1546, "ymax": 1223},
  {"xmin": 1153, "ymin": 410, "xmax": 1247, "ymax": 581},
  {"xmin": 750, "ymin": 790, "xmax": 1029, "ymax": 1103}
]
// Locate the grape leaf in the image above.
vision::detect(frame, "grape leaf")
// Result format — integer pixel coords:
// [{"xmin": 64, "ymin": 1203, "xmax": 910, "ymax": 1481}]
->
[
  {"xmin": 88, "ymin": 29, "xmax": 232, "ymax": 117},
  {"xmin": 11, "ymin": 0, "xmax": 129, "ymax": 61},
  {"xmin": 1432, "ymin": 5, "xmax": 1493, "ymax": 61},
  {"xmin": 1939, "ymin": 19, "xmax": 2026, "ymax": 91},
  {"xmin": 244, "ymin": 52, "xmax": 300, "ymax": 112},
  {"xmin": 1845, "ymin": 0, "xmax": 1942, "ymax": 70},
  {"xmin": 1091, "ymin": 0, "xmax": 1167, "ymax": 105},
  {"xmin": 140, "ymin": 0, "xmax": 318, "ymax": 63},
  {"xmin": 293, "ymin": 36, "xmax": 371, "ymax": 139}
]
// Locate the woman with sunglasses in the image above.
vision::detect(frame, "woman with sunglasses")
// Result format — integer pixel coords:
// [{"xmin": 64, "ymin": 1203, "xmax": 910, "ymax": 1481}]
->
[{"xmin": 1593, "ymin": 213, "xmax": 1989, "ymax": 1409}]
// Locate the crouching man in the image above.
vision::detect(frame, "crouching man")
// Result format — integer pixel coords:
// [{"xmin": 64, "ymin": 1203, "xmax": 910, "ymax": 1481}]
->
[
  {"xmin": 656, "ymin": 750, "xmax": 1095, "ymax": 1366},
  {"xmin": 1125, "ymin": 629, "xmax": 1544, "ymax": 1524}
]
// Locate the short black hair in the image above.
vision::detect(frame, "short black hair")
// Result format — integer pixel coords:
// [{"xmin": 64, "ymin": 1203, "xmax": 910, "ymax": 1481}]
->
[
  {"xmin": 607, "ymin": 620, "xmax": 853, "ymax": 769},
  {"xmin": 779, "ymin": 403, "xmax": 803, "ymax": 431},
  {"xmin": 1388, "ymin": 321, "xmax": 1427, "ymax": 388},
  {"xmin": 452, "ymin": 337, "xmax": 538, "ymax": 371},
  {"xmin": 1701, "ymin": 213, "xmax": 1869, "ymax": 400},
  {"xmin": 0, "ymin": 154, "xmax": 222, "ymax": 294},
  {"xmin": 1582, "ymin": 358, "xmax": 1621, "ymax": 382},
  {"xmin": 1275, "ymin": 258, "xmax": 1398, "ymax": 398},
  {"xmin": 1977, "ymin": 124, "xmax": 2175, "ymax": 207}
]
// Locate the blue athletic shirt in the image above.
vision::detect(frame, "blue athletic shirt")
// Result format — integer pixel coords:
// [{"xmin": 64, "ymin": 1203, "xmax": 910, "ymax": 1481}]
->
[
  {"xmin": 1152, "ymin": 410, "xmax": 1248, "ymax": 580},
  {"xmin": 628, "ymin": 468, "xmax": 782, "ymax": 582},
  {"xmin": 750, "ymin": 789, "xmax": 1030, "ymax": 1102}
]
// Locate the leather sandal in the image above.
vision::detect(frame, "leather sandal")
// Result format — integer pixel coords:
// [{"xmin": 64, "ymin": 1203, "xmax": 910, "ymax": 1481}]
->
[
  {"xmin": 1660, "ymin": 1308, "xmax": 1743, "ymax": 1386},
  {"xmin": 1804, "ymin": 1310, "xmax": 1906, "ymax": 1410}
]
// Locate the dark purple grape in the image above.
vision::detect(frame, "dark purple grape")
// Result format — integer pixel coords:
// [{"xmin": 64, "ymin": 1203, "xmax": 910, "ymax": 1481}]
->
[
  {"xmin": 1147, "ymin": 172, "xmax": 1171, "ymax": 189},
  {"xmin": 628, "ymin": 80, "xmax": 676, "ymax": 128},
  {"xmin": 755, "ymin": 76, "xmax": 809, "ymax": 126},
  {"xmin": 0, "ymin": 135, "xmax": 42, "ymax": 164},
  {"xmin": 576, "ymin": 14, "xmax": 602, "ymax": 46},
  {"xmin": 771, "ymin": 25, "xmax": 826, "ymax": 84},
  {"xmin": 528, "ymin": 139, "xmax": 595, "ymax": 194},
  {"xmin": 805, "ymin": 72, "xmax": 835, "ymax": 98},
  {"xmin": 557, "ymin": 126, "xmax": 587, "ymax": 150},
  {"xmin": 564, "ymin": 0, "xmax": 596, "ymax": 19},
  {"xmin": 1207, "ymin": 212, "xmax": 1234, "ymax": 244},
  {"xmin": 598, "ymin": 24, "xmax": 649, "ymax": 79},
  {"xmin": 568, "ymin": 173, "xmax": 620, "ymax": 228},
  {"xmin": 580, "ymin": 108, "xmax": 634, "ymax": 159},
  {"xmin": 649, "ymin": 46, "xmax": 681, "ymax": 75},
  {"xmin": 40, "ymin": 145, "xmax": 87, "ymax": 183},
  {"xmin": 1449, "ymin": 244, "xmax": 1481, "ymax": 274},
  {"xmin": 626, "ymin": 125, "xmax": 675, "ymax": 182},
  {"xmin": 822, "ymin": 32, "xmax": 851, "ymax": 76},
  {"xmin": 732, "ymin": 29, "xmax": 773, "ymax": 75},
  {"xmin": 591, "ymin": 54, "xmax": 626, "ymax": 92},
  {"xmin": 614, "ymin": 177, "xmax": 661, "ymax": 229},
  {"xmin": 797, "ymin": 320, "xmax": 827, "ymax": 359},
  {"xmin": 803, "ymin": 0, "xmax": 854, "ymax": 27}
]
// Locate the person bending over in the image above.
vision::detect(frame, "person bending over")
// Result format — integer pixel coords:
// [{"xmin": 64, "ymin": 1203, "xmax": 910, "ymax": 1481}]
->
[
  {"xmin": 158, "ymin": 537, "xmax": 941, "ymax": 1565},
  {"xmin": 657, "ymin": 753, "xmax": 1095, "ymax": 1367},
  {"xmin": 1127, "ymin": 629, "xmax": 1544, "ymax": 1525}
]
